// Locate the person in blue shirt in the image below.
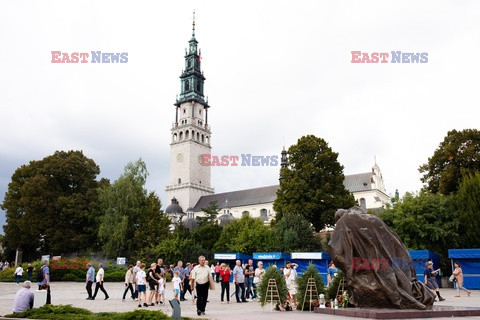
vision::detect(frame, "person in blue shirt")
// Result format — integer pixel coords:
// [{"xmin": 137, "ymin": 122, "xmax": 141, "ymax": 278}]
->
[
  {"xmin": 85, "ymin": 263, "xmax": 95, "ymax": 300},
  {"xmin": 424, "ymin": 261, "xmax": 445, "ymax": 301},
  {"xmin": 327, "ymin": 262, "xmax": 338, "ymax": 287},
  {"xmin": 37, "ymin": 260, "xmax": 51, "ymax": 304}
]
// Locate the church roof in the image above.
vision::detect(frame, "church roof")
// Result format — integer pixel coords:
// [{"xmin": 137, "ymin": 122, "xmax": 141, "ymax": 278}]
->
[
  {"xmin": 193, "ymin": 185, "xmax": 279, "ymax": 212},
  {"xmin": 343, "ymin": 172, "xmax": 373, "ymax": 192}
]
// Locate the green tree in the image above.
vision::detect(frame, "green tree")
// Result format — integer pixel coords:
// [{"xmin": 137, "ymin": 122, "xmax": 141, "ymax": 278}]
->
[
  {"xmin": 1, "ymin": 151, "xmax": 101, "ymax": 260},
  {"xmin": 257, "ymin": 266, "xmax": 288, "ymax": 307},
  {"xmin": 419, "ymin": 129, "xmax": 480, "ymax": 195},
  {"xmin": 455, "ymin": 172, "xmax": 480, "ymax": 248},
  {"xmin": 197, "ymin": 201, "xmax": 220, "ymax": 226},
  {"xmin": 213, "ymin": 216, "xmax": 277, "ymax": 255},
  {"xmin": 378, "ymin": 191, "xmax": 459, "ymax": 269},
  {"xmin": 271, "ymin": 212, "xmax": 322, "ymax": 252},
  {"xmin": 274, "ymin": 135, "xmax": 356, "ymax": 231},
  {"xmin": 98, "ymin": 159, "xmax": 166, "ymax": 257},
  {"xmin": 296, "ymin": 264, "xmax": 326, "ymax": 310}
]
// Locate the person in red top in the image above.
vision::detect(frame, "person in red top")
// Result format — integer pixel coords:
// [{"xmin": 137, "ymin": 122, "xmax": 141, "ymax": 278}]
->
[{"xmin": 219, "ymin": 263, "xmax": 231, "ymax": 304}]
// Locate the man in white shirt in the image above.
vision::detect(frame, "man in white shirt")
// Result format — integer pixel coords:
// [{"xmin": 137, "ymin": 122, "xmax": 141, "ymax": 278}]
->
[
  {"xmin": 92, "ymin": 263, "xmax": 109, "ymax": 300},
  {"xmin": 190, "ymin": 256, "xmax": 211, "ymax": 316},
  {"xmin": 133, "ymin": 260, "xmax": 141, "ymax": 299}
]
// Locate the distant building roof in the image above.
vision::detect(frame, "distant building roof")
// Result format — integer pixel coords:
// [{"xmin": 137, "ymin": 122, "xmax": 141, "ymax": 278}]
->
[
  {"xmin": 343, "ymin": 172, "xmax": 373, "ymax": 192},
  {"xmin": 193, "ymin": 185, "xmax": 279, "ymax": 212}
]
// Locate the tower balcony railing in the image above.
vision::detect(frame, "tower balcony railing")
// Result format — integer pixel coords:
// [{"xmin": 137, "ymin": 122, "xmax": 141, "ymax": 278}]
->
[
  {"xmin": 165, "ymin": 182, "xmax": 214, "ymax": 193},
  {"xmin": 172, "ymin": 121, "xmax": 210, "ymax": 132}
]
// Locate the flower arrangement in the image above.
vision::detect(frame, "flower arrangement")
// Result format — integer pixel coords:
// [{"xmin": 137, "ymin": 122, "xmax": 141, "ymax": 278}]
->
[{"xmin": 336, "ymin": 292, "xmax": 350, "ymax": 308}]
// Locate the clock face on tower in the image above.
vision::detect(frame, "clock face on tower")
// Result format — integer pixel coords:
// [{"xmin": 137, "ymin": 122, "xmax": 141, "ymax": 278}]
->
[{"xmin": 177, "ymin": 153, "xmax": 184, "ymax": 163}]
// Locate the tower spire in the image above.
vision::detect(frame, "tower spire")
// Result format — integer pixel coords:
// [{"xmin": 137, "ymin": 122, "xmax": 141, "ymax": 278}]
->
[{"xmin": 192, "ymin": 10, "xmax": 196, "ymax": 38}]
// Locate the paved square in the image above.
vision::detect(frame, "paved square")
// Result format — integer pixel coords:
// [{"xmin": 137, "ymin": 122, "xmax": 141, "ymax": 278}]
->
[{"xmin": 0, "ymin": 282, "xmax": 478, "ymax": 320}]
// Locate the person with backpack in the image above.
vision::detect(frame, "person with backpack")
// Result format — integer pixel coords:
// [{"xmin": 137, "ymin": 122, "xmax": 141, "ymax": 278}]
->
[{"xmin": 37, "ymin": 260, "xmax": 51, "ymax": 304}]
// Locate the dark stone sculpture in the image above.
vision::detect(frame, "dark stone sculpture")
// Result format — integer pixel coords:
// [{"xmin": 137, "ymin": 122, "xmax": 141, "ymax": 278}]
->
[{"xmin": 328, "ymin": 207, "xmax": 436, "ymax": 309}]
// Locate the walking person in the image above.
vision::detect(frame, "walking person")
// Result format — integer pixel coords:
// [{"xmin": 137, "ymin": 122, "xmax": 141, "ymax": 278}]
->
[
  {"xmin": 424, "ymin": 261, "xmax": 445, "ymax": 301},
  {"xmin": 233, "ymin": 260, "xmax": 246, "ymax": 303},
  {"xmin": 154, "ymin": 259, "xmax": 164, "ymax": 304},
  {"xmin": 174, "ymin": 261, "xmax": 186, "ymax": 301},
  {"xmin": 215, "ymin": 262, "xmax": 221, "ymax": 283},
  {"xmin": 191, "ymin": 256, "xmax": 211, "ymax": 316},
  {"xmin": 85, "ymin": 263, "xmax": 95, "ymax": 300},
  {"xmin": 220, "ymin": 263, "xmax": 231, "ymax": 304},
  {"xmin": 136, "ymin": 263, "xmax": 147, "ymax": 307},
  {"xmin": 14, "ymin": 265, "xmax": 24, "ymax": 285},
  {"xmin": 147, "ymin": 263, "xmax": 159, "ymax": 306},
  {"xmin": 26, "ymin": 264, "xmax": 34, "ymax": 282},
  {"xmin": 453, "ymin": 262, "xmax": 471, "ymax": 297},
  {"xmin": 133, "ymin": 260, "xmax": 141, "ymax": 299},
  {"xmin": 181, "ymin": 262, "xmax": 192, "ymax": 301},
  {"xmin": 92, "ymin": 263, "xmax": 109, "ymax": 300},
  {"xmin": 172, "ymin": 270, "xmax": 182, "ymax": 300},
  {"xmin": 122, "ymin": 265, "xmax": 135, "ymax": 301},
  {"xmin": 37, "ymin": 260, "xmax": 51, "ymax": 305},
  {"xmin": 245, "ymin": 259, "xmax": 255, "ymax": 300}
]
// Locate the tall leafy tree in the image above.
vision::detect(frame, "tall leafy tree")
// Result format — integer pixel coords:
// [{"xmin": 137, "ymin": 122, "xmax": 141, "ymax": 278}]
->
[
  {"xmin": 213, "ymin": 216, "xmax": 277, "ymax": 254},
  {"xmin": 197, "ymin": 200, "xmax": 220, "ymax": 226},
  {"xmin": 274, "ymin": 135, "xmax": 356, "ymax": 231},
  {"xmin": 271, "ymin": 212, "xmax": 322, "ymax": 252},
  {"xmin": 378, "ymin": 191, "xmax": 459, "ymax": 268},
  {"xmin": 455, "ymin": 172, "xmax": 480, "ymax": 248},
  {"xmin": 1, "ymin": 150, "xmax": 101, "ymax": 260},
  {"xmin": 98, "ymin": 159, "xmax": 168, "ymax": 257},
  {"xmin": 419, "ymin": 129, "xmax": 480, "ymax": 195}
]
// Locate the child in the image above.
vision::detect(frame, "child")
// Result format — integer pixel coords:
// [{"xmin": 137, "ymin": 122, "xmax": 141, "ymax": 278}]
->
[
  {"xmin": 136, "ymin": 263, "xmax": 148, "ymax": 307},
  {"xmin": 172, "ymin": 270, "xmax": 182, "ymax": 300},
  {"xmin": 157, "ymin": 274, "xmax": 165, "ymax": 304}
]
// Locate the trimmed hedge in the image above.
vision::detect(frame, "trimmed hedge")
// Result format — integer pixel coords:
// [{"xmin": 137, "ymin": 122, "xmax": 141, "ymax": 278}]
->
[
  {"xmin": 4, "ymin": 304, "xmax": 204, "ymax": 319},
  {"xmin": 0, "ymin": 259, "xmax": 127, "ymax": 282}
]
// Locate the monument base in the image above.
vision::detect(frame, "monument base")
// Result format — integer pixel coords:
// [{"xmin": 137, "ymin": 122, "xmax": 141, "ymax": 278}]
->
[{"xmin": 314, "ymin": 306, "xmax": 480, "ymax": 319}]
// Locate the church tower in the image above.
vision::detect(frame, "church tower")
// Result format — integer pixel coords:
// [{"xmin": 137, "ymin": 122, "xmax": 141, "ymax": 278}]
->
[{"xmin": 165, "ymin": 13, "xmax": 214, "ymax": 218}]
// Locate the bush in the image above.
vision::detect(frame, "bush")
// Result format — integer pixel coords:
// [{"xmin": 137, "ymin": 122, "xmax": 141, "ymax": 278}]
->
[
  {"xmin": 296, "ymin": 264, "xmax": 325, "ymax": 311},
  {"xmin": 325, "ymin": 269, "xmax": 344, "ymax": 300},
  {"xmin": 4, "ymin": 304, "xmax": 204, "ymax": 319},
  {"xmin": 256, "ymin": 266, "xmax": 288, "ymax": 307}
]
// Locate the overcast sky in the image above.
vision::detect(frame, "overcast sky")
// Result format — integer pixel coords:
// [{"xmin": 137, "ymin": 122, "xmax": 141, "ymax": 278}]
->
[{"xmin": 1, "ymin": 1, "xmax": 479, "ymax": 231}]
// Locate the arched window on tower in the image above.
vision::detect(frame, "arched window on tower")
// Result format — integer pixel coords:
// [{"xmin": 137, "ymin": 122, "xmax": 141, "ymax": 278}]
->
[
  {"xmin": 192, "ymin": 130, "xmax": 195, "ymax": 140},
  {"xmin": 201, "ymin": 134, "xmax": 204, "ymax": 143},
  {"xmin": 185, "ymin": 130, "xmax": 189, "ymax": 139},
  {"xmin": 206, "ymin": 136, "xmax": 209, "ymax": 145},
  {"xmin": 242, "ymin": 211, "xmax": 250, "ymax": 218},
  {"xmin": 197, "ymin": 82, "xmax": 201, "ymax": 93},
  {"xmin": 179, "ymin": 131, "xmax": 184, "ymax": 140},
  {"xmin": 173, "ymin": 133, "xmax": 178, "ymax": 142},
  {"xmin": 178, "ymin": 178, "xmax": 181, "ymax": 185},
  {"xmin": 185, "ymin": 80, "xmax": 189, "ymax": 92},
  {"xmin": 197, "ymin": 132, "xmax": 200, "ymax": 141}
]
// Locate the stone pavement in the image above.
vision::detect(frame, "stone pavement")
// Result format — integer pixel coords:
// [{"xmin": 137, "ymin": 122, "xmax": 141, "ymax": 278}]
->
[{"xmin": 0, "ymin": 281, "xmax": 479, "ymax": 319}]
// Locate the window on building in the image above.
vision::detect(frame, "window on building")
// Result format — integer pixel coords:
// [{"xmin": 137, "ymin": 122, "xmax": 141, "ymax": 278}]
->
[
  {"xmin": 178, "ymin": 178, "xmax": 182, "ymax": 185},
  {"xmin": 185, "ymin": 130, "xmax": 189, "ymax": 139},
  {"xmin": 260, "ymin": 209, "xmax": 268, "ymax": 221},
  {"xmin": 360, "ymin": 198, "xmax": 367, "ymax": 211},
  {"xmin": 173, "ymin": 133, "xmax": 177, "ymax": 142},
  {"xmin": 242, "ymin": 211, "xmax": 250, "ymax": 217},
  {"xmin": 185, "ymin": 80, "xmax": 189, "ymax": 91}
]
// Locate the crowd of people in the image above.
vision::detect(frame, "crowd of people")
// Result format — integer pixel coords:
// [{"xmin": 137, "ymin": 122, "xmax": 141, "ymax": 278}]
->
[{"xmin": 10, "ymin": 256, "xmax": 473, "ymax": 314}]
